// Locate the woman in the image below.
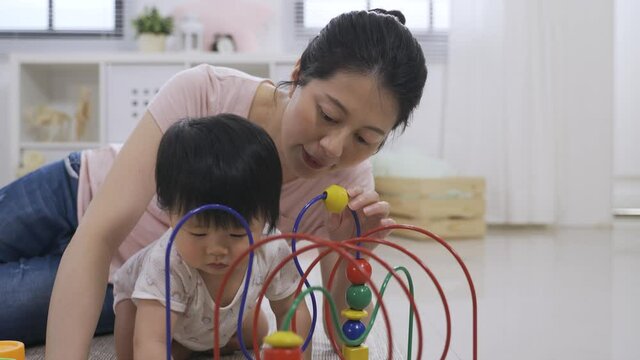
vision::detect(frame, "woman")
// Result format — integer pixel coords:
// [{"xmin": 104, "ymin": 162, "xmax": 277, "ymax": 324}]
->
[{"xmin": 1, "ymin": 9, "xmax": 427, "ymax": 358}]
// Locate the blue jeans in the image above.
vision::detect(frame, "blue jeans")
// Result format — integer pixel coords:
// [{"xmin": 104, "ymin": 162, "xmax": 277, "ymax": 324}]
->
[{"xmin": 0, "ymin": 152, "xmax": 114, "ymax": 345}]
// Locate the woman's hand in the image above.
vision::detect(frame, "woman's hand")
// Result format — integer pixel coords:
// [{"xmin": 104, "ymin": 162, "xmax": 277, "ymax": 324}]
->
[{"xmin": 325, "ymin": 187, "xmax": 395, "ymax": 245}]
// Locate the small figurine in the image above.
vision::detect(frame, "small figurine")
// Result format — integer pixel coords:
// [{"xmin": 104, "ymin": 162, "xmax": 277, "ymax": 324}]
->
[
  {"xmin": 74, "ymin": 86, "xmax": 92, "ymax": 140},
  {"xmin": 26, "ymin": 105, "xmax": 72, "ymax": 142},
  {"xmin": 211, "ymin": 33, "xmax": 236, "ymax": 53}
]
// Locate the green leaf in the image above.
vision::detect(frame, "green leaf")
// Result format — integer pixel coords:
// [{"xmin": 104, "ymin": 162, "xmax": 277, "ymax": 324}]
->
[{"xmin": 132, "ymin": 6, "xmax": 173, "ymax": 35}]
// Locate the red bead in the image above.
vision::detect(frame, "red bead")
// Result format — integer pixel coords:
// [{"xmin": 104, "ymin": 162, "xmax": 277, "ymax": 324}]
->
[
  {"xmin": 262, "ymin": 347, "xmax": 302, "ymax": 360},
  {"xmin": 346, "ymin": 259, "xmax": 372, "ymax": 284}
]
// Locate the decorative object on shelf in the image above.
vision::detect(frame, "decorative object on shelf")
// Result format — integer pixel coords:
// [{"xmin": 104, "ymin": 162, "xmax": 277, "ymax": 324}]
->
[
  {"xmin": 25, "ymin": 105, "xmax": 72, "ymax": 142},
  {"xmin": 9, "ymin": 54, "xmax": 296, "ymax": 186},
  {"xmin": 16, "ymin": 150, "xmax": 46, "ymax": 178},
  {"xmin": 211, "ymin": 33, "xmax": 235, "ymax": 53},
  {"xmin": 178, "ymin": 13, "xmax": 204, "ymax": 52},
  {"xmin": 132, "ymin": 7, "xmax": 174, "ymax": 52},
  {"xmin": 173, "ymin": 0, "xmax": 272, "ymax": 52},
  {"xmin": 74, "ymin": 86, "xmax": 92, "ymax": 140}
]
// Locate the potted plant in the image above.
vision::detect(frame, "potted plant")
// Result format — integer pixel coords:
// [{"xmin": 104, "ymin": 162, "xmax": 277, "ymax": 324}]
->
[{"xmin": 132, "ymin": 7, "xmax": 173, "ymax": 52}]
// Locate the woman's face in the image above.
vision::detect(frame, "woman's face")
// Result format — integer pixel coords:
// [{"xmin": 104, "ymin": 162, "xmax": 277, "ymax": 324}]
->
[{"xmin": 280, "ymin": 71, "xmax": 399, "ymax": 180}]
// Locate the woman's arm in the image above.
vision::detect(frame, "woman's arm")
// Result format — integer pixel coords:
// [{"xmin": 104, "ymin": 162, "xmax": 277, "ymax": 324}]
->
[{"xmin": 46, "ymin": 112, "xmax": 162, "ymax": 359}]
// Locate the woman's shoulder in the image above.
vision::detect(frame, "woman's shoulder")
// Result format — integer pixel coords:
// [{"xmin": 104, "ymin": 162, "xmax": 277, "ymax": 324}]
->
[
  {"xmin": 157, "ymin": 64, "xmax": 259, "ymax": 96},
  {"xmin": 148, "ymin": 64, "xmax": 268, "ymax": 131},
  {"xmin": 187, "ymin": 64, "xmax": 267, "ymax": 89}
]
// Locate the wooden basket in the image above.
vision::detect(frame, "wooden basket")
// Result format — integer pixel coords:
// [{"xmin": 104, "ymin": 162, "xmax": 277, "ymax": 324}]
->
[{"xmin": 375, "ymin": 177, "xmax": 486, "ymax": 239}]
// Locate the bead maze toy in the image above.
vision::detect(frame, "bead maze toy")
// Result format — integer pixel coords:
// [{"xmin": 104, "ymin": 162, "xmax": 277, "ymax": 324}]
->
[{"xmin": 163, "ymin": 184, "xmax": 478, "ymax": 360}]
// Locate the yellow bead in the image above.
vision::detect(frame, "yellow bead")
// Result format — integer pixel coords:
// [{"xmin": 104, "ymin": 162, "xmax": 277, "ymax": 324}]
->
[
  {"xmin": 342, "ymin": 344, "xmax": 369, "ymax": 360},
  {"xmin": 324, "ymin": 184, "xmax": 349, "ymax": 213},
  {"xmin": 263, "ymin": 331, "xmax": 303, "ymax": 348},
  {"xmin": 341, "ymin": 308, "xmax": 368, "ymax": 321}
]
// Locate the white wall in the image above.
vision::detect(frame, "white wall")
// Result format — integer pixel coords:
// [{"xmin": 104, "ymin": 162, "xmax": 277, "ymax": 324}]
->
[
  {"xmin": 380, "ymin": 62, "xmax": 447, "ymax": 158},
  {"xmin": 552, "ymin": 0, "xmax": 613, "ymax": 226},
  {"xmin": 614, "ymin": 0, "xmax": 640, "ymax": 209}
]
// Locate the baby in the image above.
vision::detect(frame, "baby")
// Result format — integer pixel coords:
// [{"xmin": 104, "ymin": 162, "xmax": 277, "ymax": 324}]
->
[{"xmin": 112, "ymin": 114, "xmax": 311, "ymax": 359}]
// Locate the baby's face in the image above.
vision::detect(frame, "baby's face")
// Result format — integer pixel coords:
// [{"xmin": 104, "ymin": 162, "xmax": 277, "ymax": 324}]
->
[{"xmin": 170, "ymin": 215, "xmax": 267, "ymax": 276}]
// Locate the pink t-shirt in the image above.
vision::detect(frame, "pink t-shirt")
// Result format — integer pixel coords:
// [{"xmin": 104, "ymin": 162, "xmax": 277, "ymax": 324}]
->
[{"xmin": 77, "ymin": 64, "xmax": 374, "ymax": 281}]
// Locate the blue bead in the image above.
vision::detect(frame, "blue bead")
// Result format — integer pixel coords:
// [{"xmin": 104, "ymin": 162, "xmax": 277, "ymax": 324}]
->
[{"xmin": 342, "ymin": 320, "xmax": 366, "ymax": 342}]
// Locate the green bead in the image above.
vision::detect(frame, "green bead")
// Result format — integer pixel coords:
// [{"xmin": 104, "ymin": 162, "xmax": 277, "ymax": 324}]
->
[{"xmin": 346, "ymin": 285, "xmax": 372, "ymax": 310}]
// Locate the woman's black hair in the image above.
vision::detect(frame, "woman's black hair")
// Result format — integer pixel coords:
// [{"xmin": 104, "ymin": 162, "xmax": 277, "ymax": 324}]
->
[
  {"xmin": 285, "ymin": 9, "xmax": 427, "ymax": 133},
  {"xmin": 155, "ymin": 114, "xmax": 282, "ymax": 233}
]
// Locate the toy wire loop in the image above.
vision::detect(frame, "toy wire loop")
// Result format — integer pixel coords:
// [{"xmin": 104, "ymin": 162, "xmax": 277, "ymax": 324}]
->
[{"xmin": 164, "ymin": 204, "xmax": 256, "ymax": 360}]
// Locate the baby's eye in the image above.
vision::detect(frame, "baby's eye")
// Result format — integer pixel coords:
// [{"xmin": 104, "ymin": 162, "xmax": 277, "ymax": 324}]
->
[
  {"xmin": 229, "ymin": 232, "xmax": 247, "ymax": 238},
  {"xmin": 188, "ymin": 231, "xmax": 207, "ymax": 237}
]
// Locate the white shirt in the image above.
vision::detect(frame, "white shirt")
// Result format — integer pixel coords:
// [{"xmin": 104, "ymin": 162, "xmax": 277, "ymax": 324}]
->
[{"xmin": 113, "ymin": 228, "xmax": 301, "ymax": 351}]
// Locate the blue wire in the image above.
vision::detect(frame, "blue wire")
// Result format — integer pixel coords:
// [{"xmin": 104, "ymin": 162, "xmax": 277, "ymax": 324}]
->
[
  {"xmin": 164, "ymin": 204, "xmax": 255, "ymax": 360},
  {"xmin": 291, "ymin": 193, "xmax": 325, "ymax": 350},
  {"xmin": 350, "ymin": 209, "xmax": 362, "ymax": 258},
  {"xmin": 291, "ymin": 192, "xmax": 364, "ymax": 349}
]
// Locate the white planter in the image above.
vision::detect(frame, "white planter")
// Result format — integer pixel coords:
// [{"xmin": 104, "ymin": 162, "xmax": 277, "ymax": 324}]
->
[{"xmin": 137, "ymin": 33, "xmax": 166, "ymax": 52}]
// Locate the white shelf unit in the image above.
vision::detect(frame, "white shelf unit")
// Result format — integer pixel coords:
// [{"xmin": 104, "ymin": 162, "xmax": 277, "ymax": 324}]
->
[{"xmin": 9, "ymin": 52, "xmax": 297, "ymax": 180}]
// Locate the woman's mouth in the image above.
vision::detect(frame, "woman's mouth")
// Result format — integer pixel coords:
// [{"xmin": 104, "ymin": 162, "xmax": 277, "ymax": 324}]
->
[{"xmin": 302, "ymin": 149, "xmax": 324, "ymax": 170}]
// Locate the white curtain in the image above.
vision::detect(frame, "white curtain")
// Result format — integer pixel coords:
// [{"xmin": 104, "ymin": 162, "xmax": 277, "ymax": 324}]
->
[{"xmin": 442, "ymin": 0, "xmax": 557, "ymax": 224}]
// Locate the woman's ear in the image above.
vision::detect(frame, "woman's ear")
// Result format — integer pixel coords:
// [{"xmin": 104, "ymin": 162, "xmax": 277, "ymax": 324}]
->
[{"xmin": 289, "ymin": 58, "xmax": 301, "ymax": 98}]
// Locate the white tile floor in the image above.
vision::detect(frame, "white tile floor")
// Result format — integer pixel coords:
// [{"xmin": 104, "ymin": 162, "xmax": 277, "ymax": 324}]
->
[{"xmin": 298, "ymin": 219, "xmax": 640, "ymax": 360}]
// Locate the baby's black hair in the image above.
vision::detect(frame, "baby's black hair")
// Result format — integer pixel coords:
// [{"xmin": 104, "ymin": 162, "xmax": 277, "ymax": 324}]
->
[{"xmin": 155, "ymin": 114, "xmax": 282, "ymax": 232}]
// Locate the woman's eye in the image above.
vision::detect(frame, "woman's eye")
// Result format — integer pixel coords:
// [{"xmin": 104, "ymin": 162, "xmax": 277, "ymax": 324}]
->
[
  {"xmin": 356, "ymin": 135, "xmax": 369, "ymax": 145},
  {"xmin": 320, "ymin": 109, "xmax": 337, "ymax": 123}
]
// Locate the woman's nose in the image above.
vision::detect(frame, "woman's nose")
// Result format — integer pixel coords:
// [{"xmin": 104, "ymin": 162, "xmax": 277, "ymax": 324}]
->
[{"xmin": 319, "ymin": 130, "xmax": 347, "ymax": 159}]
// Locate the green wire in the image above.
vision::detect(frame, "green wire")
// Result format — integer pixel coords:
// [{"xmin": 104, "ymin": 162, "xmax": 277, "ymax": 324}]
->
[
  {"xmin": 370, "ymin": 267, "xmax": 415, "ymax": 359},
  {"xmin": 281, "ymin": 267, "xmax": 416, "ymax": 357},
  {"xmin": 281, "ymin": 286, "xmax": 357, "ymax": 346}
]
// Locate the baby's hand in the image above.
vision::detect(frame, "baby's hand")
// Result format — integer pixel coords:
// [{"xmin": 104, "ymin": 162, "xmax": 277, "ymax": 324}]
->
[{"xmin": 325, "ymin": 186, "xmax": 395, "ymax": 246}]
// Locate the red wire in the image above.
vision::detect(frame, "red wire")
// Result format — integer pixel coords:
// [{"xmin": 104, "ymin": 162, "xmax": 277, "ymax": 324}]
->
[
  {"xmin": 249, "ymin": 233, "xmax": 400, "ymax": 360},
  {"xmin": 324, "ymin": 237, "xmax": 436, "ymax": 360},
  {"xmin": 211, "ymin": 224, "xmax": 478, "ymax": 360},
  {"xmin": 363, "ymin": 224, "xmax": 479, "ymax": 360}
]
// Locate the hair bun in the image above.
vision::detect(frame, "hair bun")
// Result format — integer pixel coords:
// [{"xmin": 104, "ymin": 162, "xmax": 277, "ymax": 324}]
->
[{"xmin": 370, "ymin": 8, "xmax": 406, "ymax": 25}]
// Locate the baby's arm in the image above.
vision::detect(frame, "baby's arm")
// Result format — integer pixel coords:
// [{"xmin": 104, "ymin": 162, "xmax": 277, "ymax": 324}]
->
[
  {"xmin": 270, "ymin": 294, "xmax": 312, "ymax": 360},
  {"xmin": 134, "ymin": 300, "xmax": 188, "ymax": 360}
]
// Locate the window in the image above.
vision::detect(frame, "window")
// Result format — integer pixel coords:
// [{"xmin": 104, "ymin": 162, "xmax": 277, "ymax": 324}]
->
[
  {"xmin": 293, "ymin": 0, "xmax": 449, "ymax": 60},
  {"xmin": 0, "ymin": 0, "xmax": 123, "ymax": 37}
]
